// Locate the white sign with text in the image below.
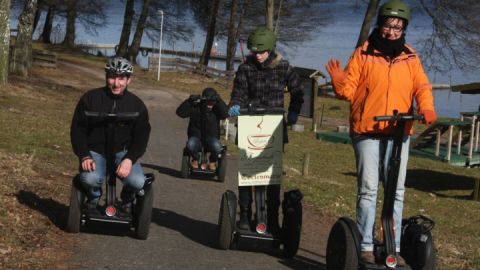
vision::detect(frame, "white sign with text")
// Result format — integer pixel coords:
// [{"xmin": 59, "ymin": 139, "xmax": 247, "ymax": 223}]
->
[{"xmin": 237, "ymin": 114, "xmax": 283, "ymax": 186}]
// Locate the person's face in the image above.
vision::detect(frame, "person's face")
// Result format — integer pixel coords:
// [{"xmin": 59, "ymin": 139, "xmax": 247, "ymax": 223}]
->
[
  {"xmin": 106, "ymin": 74, "xmax": 131, "ymax": 96},
  {"xmin": 380, "ymin": 17, "xmax": 404, "ymax": 40},
  {"xmin": 252, "ymin": 50, "xmax": 270, "ymax": 63}
]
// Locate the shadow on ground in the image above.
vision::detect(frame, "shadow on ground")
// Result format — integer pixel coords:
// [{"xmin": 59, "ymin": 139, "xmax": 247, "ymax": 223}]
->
[
  {"xmin": 151, "ymin": 208, "xmax": 218, "ymax": 248},
  {"xmin": 406, "ymin": 168, "xmax": 476, "ymax": 200},
  {"xmin": 142, "ymin": 162, "xmax": 221, "ymax": 183},
  {"xmin": 16, "ymin": 190, "xmax": 68, "ymax": 230}
]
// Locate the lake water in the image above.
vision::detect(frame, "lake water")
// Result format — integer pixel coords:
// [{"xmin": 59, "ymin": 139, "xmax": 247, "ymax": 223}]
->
[{"xmin": 9, "ymin": 0, "xmax": 479, "ymax": 117}]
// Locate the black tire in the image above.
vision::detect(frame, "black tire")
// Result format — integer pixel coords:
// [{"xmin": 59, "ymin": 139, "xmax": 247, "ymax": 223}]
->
[
  {"xmin": 216, "ymin": 157, "xmax": 227, "ymax": 182},
  {"xmin": 134, "ymin": 184, "xmax": 154, "ymax": 240},
  {"xmin": 282, "ymin": 202, "xmax": 302, "ymax": 258},
  {"xmin": 66, "ymin": 177, "xmax": 84, "ymax": 233},
  {"xmin": 218, "ymin": 191, "xmax": 236, "ymax": 249},
  {"xmin": 401, "ymin": 218, "xmax": 437, "ymax": 270},
  {"xmin": 180, "ymin": 154, "xmax": 189, "ymax": 178},
  {"xmin": 326, "ymin": 219, "xmax": 359, "ymax": 270}
]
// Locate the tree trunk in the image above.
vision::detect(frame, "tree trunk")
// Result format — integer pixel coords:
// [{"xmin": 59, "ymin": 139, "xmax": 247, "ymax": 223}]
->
[
  {"xmin": 226, "ymin": 0, "xmax": 249, "ymax": 71},
  {"xmin": 13, "ymin": 0, "xmax": 38, "ymax": 77},
  {"xmin": 265, "ymin": 0, "xmax": 274, "ymax": 29},
  {"xmin": 225, "ymin": 0, "xmax": 238, "ymax": 71},
  {"xmin": 356, "ymin": 0, "xmax": 379, "ymax": 48},
  {"xmin": 117, "ymin": 0, "xmax": 135, "ymax": 58},
  {"xmin": 128, "ymin": 0, "xmax": 151, "ymax": 64},
  {"xmin": 41, "ymin": 4, "xmax": 56, "ymax": 44},
  {"xmin": 0, "ymin": 0, "xmax": 11, "ymax": 84},
  {"xmin": 63, "ymin": 0, "xmax": 77, "ymax": 48},
  {"xmin": 32, "ymin": 5, "xmax": 41, "ymax": 38},
  {"xmin": 199, "ymin": 0, "xmax": 221, "ymax": 67}
]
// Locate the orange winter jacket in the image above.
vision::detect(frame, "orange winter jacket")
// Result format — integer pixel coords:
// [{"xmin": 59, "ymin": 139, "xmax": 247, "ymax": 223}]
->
[{"xmin": 335, "ymin": 41, "xmax": 435, "ymax": 136}]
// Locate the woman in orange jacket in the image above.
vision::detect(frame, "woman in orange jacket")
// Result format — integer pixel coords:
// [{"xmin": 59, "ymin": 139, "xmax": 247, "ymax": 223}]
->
[{"xmin": 326, "ymin": 0, "xmax": 436, "ymax": 266}]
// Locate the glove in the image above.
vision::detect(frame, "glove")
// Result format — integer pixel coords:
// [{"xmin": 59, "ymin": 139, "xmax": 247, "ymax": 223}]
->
[
  {"xmin": 287, "ymin": 111, "xmax": 298, "ymax": 125},
  {"xmin": 420, "ymin": 110, "xmax": 437, "ymax": 125},
  {"xmin": 325, "ymin": 59, "xmax": 347, "ymax": 91},
  {"xmin": 228, "ymin": 105, "xmax": 240, "ymax": 117}
]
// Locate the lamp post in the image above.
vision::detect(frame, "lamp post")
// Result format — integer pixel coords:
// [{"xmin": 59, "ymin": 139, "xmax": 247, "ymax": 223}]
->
[{"xmin": 157, "ymin": 10, "xmax": 164, "ymax": 81}]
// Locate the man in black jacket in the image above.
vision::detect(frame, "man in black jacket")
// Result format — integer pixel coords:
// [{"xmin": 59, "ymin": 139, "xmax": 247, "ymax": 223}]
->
[
  {"xmin": 228, "ymin": 26, "xmax": 304, "ymax": 233},
  {"xmin": 70, "ymin": 57, "xmax": 151, "ymax": 213},
  {"xmin": 176, "ymin": 88, "xmax": 228, "ymax": 170}
]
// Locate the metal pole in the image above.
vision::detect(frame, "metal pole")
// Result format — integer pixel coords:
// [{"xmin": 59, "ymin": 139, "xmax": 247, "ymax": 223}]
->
[{"xmin": 157, "ymin": 10, "xmax": 164, "ymax": 81}]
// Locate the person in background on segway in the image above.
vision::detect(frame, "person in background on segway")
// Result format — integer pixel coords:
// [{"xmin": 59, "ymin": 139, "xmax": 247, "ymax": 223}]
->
[
  {"xmin": 325, "ymin": 0, "xmax": 436, "ymax": 266},
  {"xmin": 176, "ymin": 87, "xmax": 228, "ymax": 170},
  {"xmin": 70, "ymin": 57, "xmax": 151, "ymax": 215},
  {"xmin": 228, "ymin": 26, "xmax": 304, "ymax": 234}
]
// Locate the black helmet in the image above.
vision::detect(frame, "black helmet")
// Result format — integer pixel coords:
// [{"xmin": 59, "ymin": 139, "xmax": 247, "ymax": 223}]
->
[
  {"xmin": 202, "ymin": 88, "xmax": 218, "ymax": 101},
  {"xmin": 105, "ymin": 57, "xmax": 133, "ymax": 76}
]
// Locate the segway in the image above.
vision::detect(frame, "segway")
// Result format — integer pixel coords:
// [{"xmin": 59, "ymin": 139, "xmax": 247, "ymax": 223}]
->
[
  {"xmin": 326, "ymin": 110, "xmax": 436, "ymax": 270},
  {"xmin": 217, "ymin": 105, "xmax": 303, "ymax": 258},
  {"xmin": 66, "ymin": 111, "xmax": 155, "ymax": 240},
  {"xmin": 180, "ymin": 95, "xmax": 227, "ymax": 182}
]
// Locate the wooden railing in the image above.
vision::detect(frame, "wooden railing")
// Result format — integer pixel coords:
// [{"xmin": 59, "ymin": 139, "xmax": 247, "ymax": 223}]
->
[
  {"xmin": 32, "ymin": 50, "xmax": 57, "ymax": 68},
  {"xmin": 148, "ymin": 57, "xmax": 235, "ymax": 80}
]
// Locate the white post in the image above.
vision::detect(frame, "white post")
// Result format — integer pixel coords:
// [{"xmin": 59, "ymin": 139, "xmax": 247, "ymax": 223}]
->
[{"xmin": 157, "ymin": 10, "xmax": 164, "ymax": 81}]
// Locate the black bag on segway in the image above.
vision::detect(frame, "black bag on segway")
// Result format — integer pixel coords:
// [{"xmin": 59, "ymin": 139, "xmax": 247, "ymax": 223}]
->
[
  {"xmin": 400, "ymin": 215, "xmax": 436, "ymax": 270},
  {"xmin": 281, "ymin": 189, "xmax": 303, "ymax": 258},
  {"xmin": 282, "ymin": 189, "xmax": 303, "ymax": 220}
]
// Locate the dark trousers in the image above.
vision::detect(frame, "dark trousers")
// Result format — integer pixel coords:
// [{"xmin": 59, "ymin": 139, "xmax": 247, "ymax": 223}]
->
[{"xmin": 238, "ymin": 185, "xmax": 281, "ymax": 218}]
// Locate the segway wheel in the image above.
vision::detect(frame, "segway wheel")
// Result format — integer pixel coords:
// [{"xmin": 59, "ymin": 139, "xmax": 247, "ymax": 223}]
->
[
  {"xmin": 134, "ymin": 183, "xmax": 154, "ymax": 240},
  {"xmin": 218, "ymin": 191, "xmax": 236, "ymax": 249},
  {"xmin": 216, "ymin": 157, "xmax": 227, "ymax": 182},
  {"xmin": 180, "ymin": 154, "xmax": 189, "ymax": 178},
  {"xmin": 326, "ymin": 218, "xmax": 359, "ymax": 270},
  {"xmin": 66, "ymin": 177, "xmax": 85, "ymax": 233},
  {"xmin": 282, "ymin": 203, "xmax": 302, "ymax": 258}
]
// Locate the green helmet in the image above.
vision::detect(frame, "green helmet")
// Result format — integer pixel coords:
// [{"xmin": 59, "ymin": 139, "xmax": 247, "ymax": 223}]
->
[
  {"xmin": 378, "ymin": 0, "xmax": 411, "ymax": 23},
  {"xmin": 247, "ymin": 26, "xmax": 276, "ymax": 52}
]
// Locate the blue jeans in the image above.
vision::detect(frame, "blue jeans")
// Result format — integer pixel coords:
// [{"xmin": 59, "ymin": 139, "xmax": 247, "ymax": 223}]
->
[
  {"xmin": 186, "ymin": 136, "xmax": 223, "ymax": 161},
  {"xmin": 352, "ymin": 135, "xmax": 410, "ymax": 252},
  {"xmin": 79, "ymin": 150, "xmax": 146, "ymax": 203}
]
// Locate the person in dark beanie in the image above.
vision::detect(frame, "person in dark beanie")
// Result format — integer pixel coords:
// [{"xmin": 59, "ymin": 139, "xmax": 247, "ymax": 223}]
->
[{"xmin": 176, "ymin": 87, "xmax": 228, "ymax": 170}]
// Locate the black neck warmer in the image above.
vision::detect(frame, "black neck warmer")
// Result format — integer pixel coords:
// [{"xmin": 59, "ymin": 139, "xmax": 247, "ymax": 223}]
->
[{"xmin": 368, "ymin": 28, "xmax": 406, "ymax": 59}]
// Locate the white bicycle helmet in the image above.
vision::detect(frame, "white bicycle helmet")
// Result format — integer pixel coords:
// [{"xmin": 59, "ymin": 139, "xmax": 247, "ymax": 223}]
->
[{"xmin": 105, "ymin": 57, "xmax": 133, "ymax": 76}]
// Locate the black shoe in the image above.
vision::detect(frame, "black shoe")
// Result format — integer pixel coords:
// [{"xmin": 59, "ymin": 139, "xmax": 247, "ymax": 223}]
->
[
  {"xmin": 84, "ymin": 200, "xmax": 100, "ymax": 214},
  {"xmin": 237, "ymin": 212, "xmax": 250, "ymax": 230},
  {"xmin": 119, "ymin": 202, "xmax": 133, "ymax": 216}
]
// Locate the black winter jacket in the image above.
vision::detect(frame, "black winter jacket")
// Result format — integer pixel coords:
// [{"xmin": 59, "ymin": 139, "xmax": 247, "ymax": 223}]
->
[
  {"xmin": 230, "ymin": 51, "xmax": 304, "ymax": 113},
  {"xmin": 176, "ymin": 97, "xmax": 228, "ymax": 141},
  {"xmin": 70, "ymin": 87, "xmax": 151, "ymax": 164}
]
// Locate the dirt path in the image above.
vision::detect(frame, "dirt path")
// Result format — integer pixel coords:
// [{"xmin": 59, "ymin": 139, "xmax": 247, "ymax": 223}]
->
[{"xmin": 59, "ymin": 59, "xmax": 333, "ymax": 269}]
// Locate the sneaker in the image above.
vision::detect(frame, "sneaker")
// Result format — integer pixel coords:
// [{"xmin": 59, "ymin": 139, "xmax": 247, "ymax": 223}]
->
[
  {"xmin": 191, "ymin": 160, "xmax": 199, "ymax": 169},
  {"xmin": 208, "ymin": 162, "xmax": 217, "ymax": 171},
  {"xmin": 360, "ymin": 251, "xmax": 375, "ymax": 264},
  {"xmin": 396, "ymin": 253, "xmax": 406, "ymax": 266}
]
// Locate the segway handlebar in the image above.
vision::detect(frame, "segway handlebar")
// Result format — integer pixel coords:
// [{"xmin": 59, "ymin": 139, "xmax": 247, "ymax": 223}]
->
[
  {"xmin": 239, "ymin": 106, "xmax": 284, "ymax": 115},
  {"xmin": 84, "ymin": 111, "xmax": 140, "ymax": 120},
  {"xmin": 374, "ymin": 112, "xmax": 424, "ymax": 122}
]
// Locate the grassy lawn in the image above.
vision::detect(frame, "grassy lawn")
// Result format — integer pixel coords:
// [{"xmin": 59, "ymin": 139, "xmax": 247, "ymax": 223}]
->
[{"xmin": 1, "ymin": 46, "xmax": 479, "ymax": 269}]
